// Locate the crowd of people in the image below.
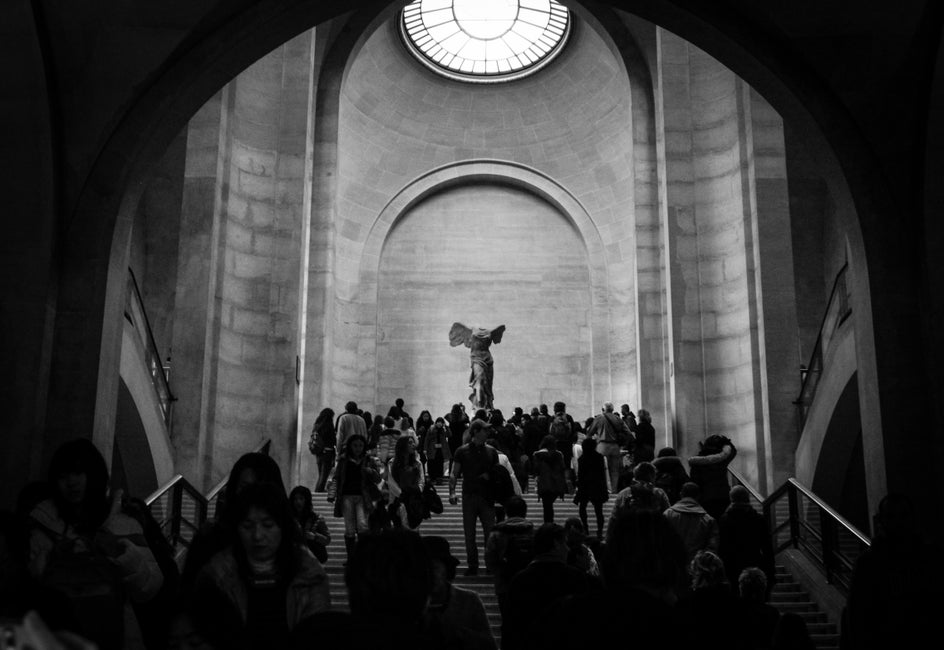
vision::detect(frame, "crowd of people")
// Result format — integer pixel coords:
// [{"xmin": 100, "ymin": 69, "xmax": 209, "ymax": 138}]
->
[{"xmin": 0, "ymin": 395, "xmax": 927, "ymax": 649}]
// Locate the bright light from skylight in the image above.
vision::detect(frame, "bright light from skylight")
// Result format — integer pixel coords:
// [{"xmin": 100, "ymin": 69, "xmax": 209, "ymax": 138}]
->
[{"xmin": 401, "ymin": 0, "xmax": 571, "ymax": 83}]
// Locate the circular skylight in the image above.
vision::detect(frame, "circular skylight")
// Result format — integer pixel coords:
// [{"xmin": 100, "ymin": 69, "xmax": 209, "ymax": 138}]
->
[{"xmin": 401, "ymin": 0, "xmax": 571, "ymax": 83}]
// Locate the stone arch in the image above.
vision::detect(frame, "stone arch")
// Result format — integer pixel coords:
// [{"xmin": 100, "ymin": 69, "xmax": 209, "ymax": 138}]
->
[
  {"xmin": 351, "ymin": 159, "xmax": 612, "ymax": 410},
  {"xmin": 49, "ymin": 0, "xmax": 905, "ymax": 512}
]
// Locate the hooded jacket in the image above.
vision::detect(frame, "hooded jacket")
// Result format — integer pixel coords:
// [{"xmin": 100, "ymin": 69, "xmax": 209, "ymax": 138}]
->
[{"xmin": 663, "ymin": 497, "xmax": 719, "ymax": 563}]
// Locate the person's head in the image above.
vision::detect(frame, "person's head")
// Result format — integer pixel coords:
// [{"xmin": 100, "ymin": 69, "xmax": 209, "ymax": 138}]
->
[
  {"xmin": 533, "ymin": 523, "xmax": 567, "ymax": 560},
  {"xmin": 418, "ymin": 410, "xmax": 432, "ymax": 424},
  {"xmin": 231, "ymin": 482, "xmax": 298, "ymax": 575},
  {"xmin": 638, "ymin": 409, "xmax": 651, "ymax": 423},
  {"xmin": 399, "ymin": 417, "xmax": 412, "ymax": 432},
  {"xmin": 362, "ymin": 411, "xmax": 372, "ymax": 426},
  {"xmin": 394, "ymin": 435, "xmax": 416, "ymax": 461},
  {"xmin": 730, "ymin": 485, "xmax": 751, "ymax": 505},
  {"xmin": 459, "ymin": 404, "xmax": 466, "ymax": 414},
  {"xmin": 690, "ymin": 550, "xmax": 727, "ymax": 590},
  {"xmin": 514, "ymin": 407, "xmax": 523, "ymax": 417},
  {"xmin": 875, "ymin": 492, "xmax": 916, "ymax": 541},
  {"xmin": 48, "ymin": 438, "xmax": 110, "ymax": 528},
  {"xmin": 474, "ymin": 408, "xmax": 488, "ymax": 421},
  {"xmin": 434, "ymin": 416, "xmax": 445, "ymax": 428},
  {"xmin": 553, "ymin": 401, "xmax": 566, "ymax": 414},
  {"xmin": 316, "ymin": 407, "xmax": 335, "ymax": 425},
  {"xmin": 531, "ymin": 407, "xmax": 540, "ymax": 417},
  {"xmin": 680, "ymin": 482, "xmax": 701, "ymax": 500},
  {"xmin": 657, "ymin": 447, "xmax": 677, "ymax": 458},
  {"xmin": 345, "ymin": 401, "xmax": 358, "ymax": 414},
  {"xmin": 224, "ymin": 453, "xmax": 286, "ymax": 515},
  {"xmin": 581, "ymin": 437, "xmax": 598, "ymax": 456},
  {"xmin": 422, "ymin": 535, "xmax": 460, "ymax": 585},
  {"xmin": 346, "ymin": 529, "xmax": 432, "ymax": 623},
  {"xmin": 603, "ymin": 401, "xmax": 615, "ymax": 413},
  {"xmin": 470, "ymin": 421, "xmax": 490, "ymax": 446},
  {"xmin": 520, "ymin": 413, "xmax": 531, "ymax": 423},
  {"xmin": 450, "ymin": 403, "xmax": 462, "ymax": 417},
  {"xmin": 167, "ymin": 605, "xmax": 216, "ymax": 650},
  {"xmin": 489, "ymin": 411, "xmax": 504, "ymax": 428},
  {"xmin": 738, "ymin": 567, "xmax": 768, "ymax": 603},
  {"xmin": 563, "ymin": 517, "xmax": 586, "ymax": 546},
  {"xmin": 603, "ymin": 509, "xmax": 688, "ymax": 602},
  {"xmin": 289, "ymin": 486, "xmax": 313, "ymax": 519},
  {"xmin": 504, "ymin": 495, "xmax": 527, "ymax": 519},
  {"xmin": 395, "ymin": 398, "xmax": 405, "ymax": 410},
  {"xmin": 620, "ymin": 404, "xmax": 630, "ymax": 416},
  {"xmin": 539, "ymin": 404, "xmax": 549, "ymax": 415},
  {"xmin": 373, "ymin": 414, "xmax": 384, "ymax": 427},
  {"xmin": 345, "ymin": 434, "xmax": 367, "ymax": 458},
  {"xmin": 633, "ymin": 461, "xmax": 656, "ymax": 484},
  {"xmin": 700, "ymin": 434, "xmax": 731, "ymax": 454},
  {"xmin": 384, "ymin": 415, "xmax": 396, "ymax": 429},
  {"xmin": 540, "ymin": 435, "xmax": 558, "ymax": 452}
]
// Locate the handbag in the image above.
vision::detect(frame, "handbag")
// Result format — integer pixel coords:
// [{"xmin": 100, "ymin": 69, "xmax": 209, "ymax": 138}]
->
[{"xmin": 423, "ymin": 483, "xmax": 444, "ymax": 515}]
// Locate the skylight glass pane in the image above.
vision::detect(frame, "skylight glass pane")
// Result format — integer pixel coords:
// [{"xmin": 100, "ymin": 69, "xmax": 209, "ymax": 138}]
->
[
  {"xmin": 429, "ymin": 22, "xmax": 461, "ymax": 42},
  {"xmin": 487, "ymin": 39, "xmax": 515, "ymax": 60},
  {"xmin": 518, "ymin": 8, "xmax": 550, "ymax": 29},
  {"xmin": 403, "ymin": 0, "xmax": 569, "ymax": 82}
]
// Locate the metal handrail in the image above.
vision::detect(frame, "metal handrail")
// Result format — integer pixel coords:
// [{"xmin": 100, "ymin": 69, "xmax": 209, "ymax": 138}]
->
[
  {"xmin": 794, "ymin": 263, "xmax": 851, "ymax": 433},
  {"xmin": 145, "ymin": 439, "xmax": 272, "ymax": 550},
  {"xmin": 126, "ymin": 269, "xmax": 176, "ymax": 427},
  {"xmin": 729, "ymin": 468, "xmax": 870, "ymax": 594}
]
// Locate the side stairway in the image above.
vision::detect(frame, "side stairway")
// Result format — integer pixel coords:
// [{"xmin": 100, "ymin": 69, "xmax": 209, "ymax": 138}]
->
[{"xmin": 771, "ymin": 564, "xmax": 839, "ymax": 648}]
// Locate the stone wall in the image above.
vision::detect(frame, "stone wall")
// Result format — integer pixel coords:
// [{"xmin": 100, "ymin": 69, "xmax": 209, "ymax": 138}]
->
[
  {"xmin": 376, "ymin": 184, "xmax": 592, "ymax": 418},
  {"xmin": 318, "ymin": 18, "xmax": 639, "ymax": 423}
]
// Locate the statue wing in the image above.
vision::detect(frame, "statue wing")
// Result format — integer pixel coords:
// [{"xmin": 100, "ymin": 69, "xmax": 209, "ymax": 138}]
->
[
  {"xmin": 449, "ymin": 322, "xmax": 473, "ymax": 348},
  {"xmin": 490, "ymin": 324, "xmax": 506, "ymax": 344}
]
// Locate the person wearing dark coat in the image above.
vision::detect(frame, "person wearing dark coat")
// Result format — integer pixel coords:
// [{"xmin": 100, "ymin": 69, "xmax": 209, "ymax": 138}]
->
[
  {"xmin": 634, "ymin": 409, "xmax": 656, "ymax": 463},
  {"xmin": 737, "ymin": 567, "xmax": 780, "ymax": 650},
  {"xmin": 718, "ymin": 485, "xmax": 775, "ymax": 593},
  {"xmin": 531, "ymin": 436, "xmax": 567, "ymax": 523},
  {"xmin": 652, "ymin": 447, "xmax": 691, "ymax": 504},
  {"xmin": 675, "ymin": 550, "xmax": 750, "ymax": 650},
  {"xmin": 503, "ymin": 523, "xmax": 592, "ymax": 650},
  {"xmin": 575, "ymin": 437, "xmax": 608, "ymax": 539},
  {"xmin": 687, "ymin": 434, "xmax": 737, "ymax": 519}
]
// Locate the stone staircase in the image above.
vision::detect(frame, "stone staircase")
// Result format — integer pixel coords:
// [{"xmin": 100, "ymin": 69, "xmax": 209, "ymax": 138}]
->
[
  {"xmin": 771, "ymin": 565, "xmax": 839, "ymax": 648},
  {"xmin": 176, "ymin": 477, "xmax": 840, "ymax": 649},
  {"xmin": 309, "ymin": 478, "xmax": 614, "ymax": 646}
]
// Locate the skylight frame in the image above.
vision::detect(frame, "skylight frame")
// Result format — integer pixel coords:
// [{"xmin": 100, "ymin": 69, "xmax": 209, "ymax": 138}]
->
[{"xmin": 400, "ymin": 0, "xmax": 572, "ymax": 84}]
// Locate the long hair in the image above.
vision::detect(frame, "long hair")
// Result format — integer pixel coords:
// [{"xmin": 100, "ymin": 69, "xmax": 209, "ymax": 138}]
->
[
  {"xmin": 289, "ymin": 485, "xmax": 314, "ymax": 522},
  {"xmin": 48, "ymin": 438, "xmax": 110, "ymax": 531},
  {"xmin": 314, "ymin": 408, "xmax": 334, "ymax": 429},
  {"xmin": 391, "ymin": 436, "xmax": 417, "ymax": 485},
  {"xmin": 416, "ymin": 410, "xmax": 433, "ymax": 430},
  {"xmin": 222, "ymin": 453, "xmax": 286, "ymax": 522},
  {"xmin": 230, "ymin": 482, "xmax": 300, "ymax": 582}
]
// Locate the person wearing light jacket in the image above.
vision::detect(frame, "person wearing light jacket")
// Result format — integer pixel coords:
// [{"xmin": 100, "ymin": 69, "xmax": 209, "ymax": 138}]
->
[{"xmin": 663, "ymin": 482, "xmax": 719, "ymax": 567}]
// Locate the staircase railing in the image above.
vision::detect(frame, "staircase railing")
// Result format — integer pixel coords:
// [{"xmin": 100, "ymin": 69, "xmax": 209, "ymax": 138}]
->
[
  {"xmin": 728, "ymin": 468, "xmax": 870, "ymax": 594},
  {"xmin": 144, "ymin": 439, "xmax": 272, "ymax": 551},
  {"xmin": 125, "ymin": 269, "xmax": 175, "ymax": 429},
  {"xmin": 793, "ymin": 263, "xmax": 851, "ymax": 434}
]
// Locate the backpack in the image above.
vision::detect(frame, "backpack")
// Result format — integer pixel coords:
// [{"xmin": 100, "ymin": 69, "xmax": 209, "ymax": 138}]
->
[
  {"xmin": 500, "ymin": 526, "xmax": 535, "ymax": 582},
  {"xmin": 550, "ymin": 415, "xmax": 572, "ymax": 446},
  {"xmin": 487, "ymin": 463, "xmax": 516, "ymax": 506}
]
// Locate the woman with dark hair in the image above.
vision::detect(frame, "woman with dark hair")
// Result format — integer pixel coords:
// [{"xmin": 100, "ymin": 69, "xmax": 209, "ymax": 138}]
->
[
  {"xmin": 688, "ymin": 434, "xmax": 737, "ymax": 519},
  {"xmin": 532, "ymin": 435, "xmax": 567, "ymax": 523},
  {"xmin": 326, "ymin": 434, "xmax": 382, "ymax": 563},
  {"xmin": 423, "ymin": 417, "xmax": 451, "ymax": 484},
  {"xmin": 414, "ymin": 410, "xmax": 434, "ymax": 453},
  {"xmin": 367, "ymin": 414, "xmax": 385, "ymax": 451},
  {"xmin": 575, "ymin": 437, "xmax": 608, "ymax": 540},
  {"xmin": 289, "ymin": 486, "xmax": 331, "ymax": 564},
  {"xmin": 28, "ymin": 438, "xmax": 164, "ymax": 650},
  {"xmin": 311, "ymin": 408, "xmax": 336, "ymax": 493},
  {"xmin": 387, "ymin": 436, "xmax": 426, "ymax": 530},
  {"xmin": 182, "ymin": 452, "xmax": 287, "ymax": 590},
  {"xmin": 193, "ymin": 482, "xmax": 330, "ymax": 649}
]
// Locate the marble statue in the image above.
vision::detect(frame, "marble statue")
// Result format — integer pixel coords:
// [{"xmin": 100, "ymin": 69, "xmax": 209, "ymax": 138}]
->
[{"xmin": 449, "ymin": 322, "xmax": 506, "ymax": 410}]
